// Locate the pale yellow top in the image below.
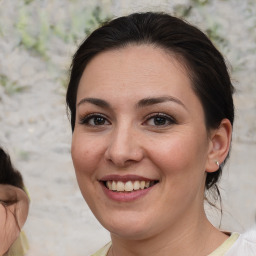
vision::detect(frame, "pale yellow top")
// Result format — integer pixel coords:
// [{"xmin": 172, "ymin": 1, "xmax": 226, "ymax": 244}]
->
[
  {"xmin": 91, "ymin": 243, "xmax": 111, "ymax": 256},
  {"xmin": 4, "ymin": 231, "xmax": 29, "ymax": 256},
  {"xmin": 91, "ymin": 233, "xmax": 240, "ymax": 256},
  {"xmin": 208, "ymin": 233, "xmax": 240, "ymax": 256}
]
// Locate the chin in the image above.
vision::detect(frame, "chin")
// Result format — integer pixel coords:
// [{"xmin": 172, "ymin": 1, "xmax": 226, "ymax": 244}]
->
[
  {"xmin": 99, "ymin": 212, "xmax": 154, "ymax": 240},
  {"xmin": 108, "ymin": 225, "xmax": 152, "ymax": 240}
]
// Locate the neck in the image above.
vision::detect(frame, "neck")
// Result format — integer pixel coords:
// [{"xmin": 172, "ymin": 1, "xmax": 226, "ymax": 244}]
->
[{"xmin": 109, "ymin": 212, "xmax": 228, "ymax": 256}]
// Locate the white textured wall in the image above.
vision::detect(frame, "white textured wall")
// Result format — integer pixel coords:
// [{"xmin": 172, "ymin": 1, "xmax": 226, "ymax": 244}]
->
[{"xmin": 0, "ymin": 0, "xmax": 255, "ymax": 255}]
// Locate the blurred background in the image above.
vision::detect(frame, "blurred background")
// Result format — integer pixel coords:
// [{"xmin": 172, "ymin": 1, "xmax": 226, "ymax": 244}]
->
[{"xmin": 0, "ymin": 0, "xmax": 255, "ymax": 255}]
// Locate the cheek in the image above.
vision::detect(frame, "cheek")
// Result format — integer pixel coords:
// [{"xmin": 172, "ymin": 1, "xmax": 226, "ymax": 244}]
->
[
  {"xmin": 71, "ymin": 136, "xmax": 96, "ymax": 203},
  {"xmin": 148, "ymin": 133, "xmax": 208, "ymax": 209},
  {"xmin": 0, "ymin": 206, "xmax": 20, "ymax": 255},
  {"xmin": 71, "ymin": 133, "xmax": 105, "ymax": 179},
  {"xmin": 148, "ymin": 130, "xmax": 209, "ymax": 178}
]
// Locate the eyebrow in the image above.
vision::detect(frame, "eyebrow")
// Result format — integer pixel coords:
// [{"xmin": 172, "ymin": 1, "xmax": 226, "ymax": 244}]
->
[
  {"xmin": 136, "ymin": 96, "xmax": 187, "ymax": 110},
  {"xmin": 77, "ymin": 96, "xmax": 187, "ymax": 110},
  {"xmin": 77, "ymin": 98, "xmax": 111, "ymax": 108}
]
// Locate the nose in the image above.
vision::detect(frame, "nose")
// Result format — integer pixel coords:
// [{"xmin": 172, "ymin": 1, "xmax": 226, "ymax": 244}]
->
[{"xmin": 104, "ymin": 125, "xmax": 144, "ymax": 167}]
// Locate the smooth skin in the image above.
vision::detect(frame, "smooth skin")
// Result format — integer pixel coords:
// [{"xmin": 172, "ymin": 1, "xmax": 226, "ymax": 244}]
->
[
  {"xmin": 71, "ymin": 45, "xmax": 232, "ymax": 256},
  {"xmin": 0, "ymin": 185, "xmax": 29, "ymax": 256}
]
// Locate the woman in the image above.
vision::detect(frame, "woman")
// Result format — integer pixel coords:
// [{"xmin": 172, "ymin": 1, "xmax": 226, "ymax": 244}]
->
[
  {"xmin": 0, "ymin": 147, "xmax": 29, "ymax": 256},
  {"xmin": 66, "ymin": 12, "xmax": 256, "ymax": 255}
]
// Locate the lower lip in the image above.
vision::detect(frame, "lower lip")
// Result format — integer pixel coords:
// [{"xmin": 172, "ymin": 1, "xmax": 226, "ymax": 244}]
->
[{"xmin": 100, "ymin": 182, "xmax": 155, "ymax": 202}]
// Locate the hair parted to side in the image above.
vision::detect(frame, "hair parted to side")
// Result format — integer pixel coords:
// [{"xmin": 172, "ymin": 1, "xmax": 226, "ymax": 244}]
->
[{"xmin": 66, "ymin": 12, "xmax": 234, "ymax": 196}]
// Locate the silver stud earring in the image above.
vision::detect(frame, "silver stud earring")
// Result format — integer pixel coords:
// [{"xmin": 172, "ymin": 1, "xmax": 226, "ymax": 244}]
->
[{"xmin": 215, "ymin": 160, "xmax": 220, "ymax": 167}]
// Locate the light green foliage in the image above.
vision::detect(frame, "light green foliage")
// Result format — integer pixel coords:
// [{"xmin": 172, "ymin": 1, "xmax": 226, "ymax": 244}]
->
[
  {"xmin": 16, "ymin": 7, "xmax": 37, "ymax": 49},
  {"xmin": 84, "ymin": 5, "xmax": 112, "ymax": 35},
  {"xmin": 205, "ymin": 23, "xmax": 228, "ymax": 49},
  {"xmin": 191, "ymin": 0, "xmax": 210, "ymax": 6},
  {"xmin": 36, "ymin": 10, "xmax": 50, "ymax": 57},
  {"xmin": 1, "ymin": 2, "xmax": 113, "ymax": 93},
  {"xmin": 24, "ymin": 0, "xmax": 34, "ymax": 4},
  {"xmin": 173, "ymin": 4, "xmax": 193, "ymax": 18},
  {"xmin": 174, "ymin": 1, "xmax": 228, "ymax": 51},
  {"xmin": 18, "ymin": 150, "xmax": 30, "ymax": 161},
  {"xmin": 0, "ymin": 0, "xmax": 255, "ymax": 95},
  {"xmin": 15, "ymin": 3, "xmax": 112, "ymax": 58},
  {"xmin": 246, "ymin": 1, "xmax": 256, "ymax": 39},
  {"xmin": 16, "ymin": 7, "xmax": 51, "ymax": 58},
  {"xmin": 0, "ymin": 75, "xmax": 28, "ymax": 95}
]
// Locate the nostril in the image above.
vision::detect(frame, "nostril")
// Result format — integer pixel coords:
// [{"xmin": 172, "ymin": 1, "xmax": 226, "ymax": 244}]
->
[{"xmin": 104, "ymin": 134, "xmax": 144, "ymax": 166}]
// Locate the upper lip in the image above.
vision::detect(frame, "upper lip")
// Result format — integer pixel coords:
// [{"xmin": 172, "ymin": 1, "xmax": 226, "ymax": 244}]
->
[{"xmin": 99, "ymin": 174, "xmax": 157, "ymax": 182}]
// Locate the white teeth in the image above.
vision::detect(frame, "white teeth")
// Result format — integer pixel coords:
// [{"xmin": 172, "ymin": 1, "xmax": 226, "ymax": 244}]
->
[
  {"xmin": 124, "ymin": 181, "xmax": 133, "ymax": 192},
  {"xmin": 140, "ymin": 181, "xmax": 145, "ymax": 189},
  {"xmin": 106, "ymin": 180, "xmax": 155, "ymax": 192},
  {"xmin": 117, "ymin": 181, "xmax": 125, "ymax": 191},
  {"xmin": 112, "ymin": 181, "xmax": 117, "ymax": 191},
  {"xmin": 133, "ymin": 181, "xmax": 140, "ymax": 190}
]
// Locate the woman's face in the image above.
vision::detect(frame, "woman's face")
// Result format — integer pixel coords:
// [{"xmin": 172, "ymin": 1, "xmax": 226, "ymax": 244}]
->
[{"xmin": 72, "ymin": 45, "xmax": 213, "ymax": 239}]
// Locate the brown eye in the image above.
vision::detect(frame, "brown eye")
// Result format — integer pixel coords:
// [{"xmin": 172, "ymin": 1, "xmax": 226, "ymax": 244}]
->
[
  {"xmin": 153, "ymin": 116, "xmax": 168, "ymax": 126},
  {"xmin": 79, "ymin": 114, "xmax": 110, "ymax": 126},
  {"xmin": 91, "ymin": 116, "xmax": 107, "ymax": 125},
  {"xmin": 144, "ymin": 113, "xmax": 176, "ymax": 127}
]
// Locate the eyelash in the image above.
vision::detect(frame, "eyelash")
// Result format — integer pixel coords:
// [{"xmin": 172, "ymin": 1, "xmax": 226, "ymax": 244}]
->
[
  {"xmin": 79, "ymin": 112, "xmax": 177, "ymax": 127},
  {"xmin": 143, "ymin": 113, "xmax": 177, "ymax": 127},
  {"xmin": 79, "ymin": 113, "xmax": 110, "ymax": 126}
]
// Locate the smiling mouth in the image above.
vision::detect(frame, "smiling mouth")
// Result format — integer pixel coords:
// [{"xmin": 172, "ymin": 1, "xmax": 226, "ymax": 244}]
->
[{"xmin": 102, "ymin": 180, "xmax": 159, "ymax": 192}]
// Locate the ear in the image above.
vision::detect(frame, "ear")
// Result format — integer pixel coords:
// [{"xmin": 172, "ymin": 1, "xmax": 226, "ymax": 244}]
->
[{"xmin": 206, "ymin": 118, "xmax": 232, "ymax": 173}]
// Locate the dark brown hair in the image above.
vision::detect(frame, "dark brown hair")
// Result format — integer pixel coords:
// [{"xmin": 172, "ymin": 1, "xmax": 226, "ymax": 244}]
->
[
  {"xmin": 66, "ymin": 12, "xmax": 234, "ymax": 194},
  {"xmin": 0, "ymin": 147, "xmax": 24, "ymax": 205}
]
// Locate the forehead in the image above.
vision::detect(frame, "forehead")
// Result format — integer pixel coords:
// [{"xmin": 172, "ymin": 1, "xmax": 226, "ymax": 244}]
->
[{"xmin": 77, "ymin": 44, "xmax": 198, "ymax": 106}]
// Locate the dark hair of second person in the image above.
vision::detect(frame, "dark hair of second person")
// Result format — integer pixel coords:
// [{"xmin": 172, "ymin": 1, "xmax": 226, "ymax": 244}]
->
[{"xmin": 0, "ymin": 148, "xmax": 24, "ymax": 204}]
